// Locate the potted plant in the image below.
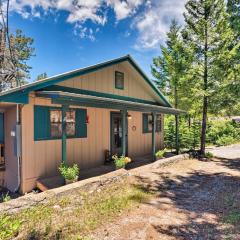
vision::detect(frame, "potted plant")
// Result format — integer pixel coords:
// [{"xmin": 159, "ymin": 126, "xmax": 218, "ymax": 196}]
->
[
  {"xmin": 59, "ymin": 163, "xmax": 79, "ymax": 184},
  {"xmin": 112, "ymin": 155, "xmax": 131, "ymax": 170},
  {"xmin": 155, "ymin": 149, "xmax": 167, "ymax": 160}
]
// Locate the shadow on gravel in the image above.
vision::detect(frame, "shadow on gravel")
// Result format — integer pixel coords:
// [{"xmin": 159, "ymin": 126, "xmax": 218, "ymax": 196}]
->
[
  {"xmin": 135, "ymin": 169, "xmax": 240, "ymax": 239},
  {"xmin": 213, "ymin": 157, "xmax": 240, "ymax": 171}
]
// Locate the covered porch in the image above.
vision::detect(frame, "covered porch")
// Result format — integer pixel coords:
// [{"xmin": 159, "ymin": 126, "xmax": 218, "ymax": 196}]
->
[
  {"xmin": 35, "ymin": 90, "xmax": 183, "ymax": 191},
  {"xmin": 37, "ymin": 90, "xmax": 183, "ymax": 163}
]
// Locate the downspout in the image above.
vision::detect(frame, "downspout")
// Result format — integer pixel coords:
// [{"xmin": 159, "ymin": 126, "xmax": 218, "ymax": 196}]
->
[{"xmin": 14, "ymin": 103, "xmax": 21, "ymax": 193}]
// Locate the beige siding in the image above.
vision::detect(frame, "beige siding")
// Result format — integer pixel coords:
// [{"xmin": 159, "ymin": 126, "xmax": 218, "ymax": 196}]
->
[
  {"xmin": 57, "ymin": 61, "xmax": 160, "ymax": 103},
  {"xmin": 128, "ymin": 111, "xmax": 164, "ymax": 157},
  {"xmin": 21, "ymin": 95, "xmax": 164, "ymax": 193},
  {"xmin": 4, "ymin": 106, "xmax": 18, "ymax": 191}
]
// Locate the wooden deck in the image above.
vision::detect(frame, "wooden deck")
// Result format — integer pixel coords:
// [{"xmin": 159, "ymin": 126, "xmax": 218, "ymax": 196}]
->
[{"xmin": 36, "ymin": 155, "xmax": 153, "ymax": 192}]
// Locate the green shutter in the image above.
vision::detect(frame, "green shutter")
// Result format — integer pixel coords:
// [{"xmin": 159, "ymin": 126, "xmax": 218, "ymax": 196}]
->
[
  {"xmin": 34, "ymin": 106, "xmax": 50, "ymax": 140},
  {"xmin": 76, "ymin": 109, "xmax": 87, "ymax": 138},
  {"xmin": 142, "ymin": 113, "xmax": 149, "ymax": 133},
  {"xmin": 0, "ymin": 113, "xmax": 4, "ymax": 144}
]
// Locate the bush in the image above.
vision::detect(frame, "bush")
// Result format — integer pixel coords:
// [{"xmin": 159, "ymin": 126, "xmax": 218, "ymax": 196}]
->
[
  {"xmin": 216, "ymin": 135, "xmax": 236, "ymax": 146},
  {"xmin": 59, "ymin": 163, "xmax": 79, "ymax": 181},
  {"xmin": 1, "ymin": 192, "xmax": 11, "ymax": 202},
  {"xmin": 155, "ymin": 149, "xmax": 167, "ymax": 159},
  {"xmin": 205, "ymin": 152, "xmax": 214, "ymax": 159},
  {"xmin": 165, "ymin": 116, "xmax": 240, "ymax": 152}
]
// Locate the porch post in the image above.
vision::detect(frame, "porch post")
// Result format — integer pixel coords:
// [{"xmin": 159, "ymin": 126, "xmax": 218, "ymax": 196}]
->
[
  {"xmin": 62, "ymin": 105, "xmax": 68, "ymax": 165},
  {"xmin": 152, "ymin": 112, "xmax": 156, "ymax": 161},
  {"xmin": 121, "ymin": 109, "xmax": 127, "ymax": 156}
]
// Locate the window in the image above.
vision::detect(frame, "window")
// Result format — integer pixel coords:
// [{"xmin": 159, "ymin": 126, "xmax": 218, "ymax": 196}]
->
[
  {"xmin": 143, "ymin": 113, "xmax": 162, "ymax": 133},
  {"xmin": 50, "ymin": 110, "xmax": 62, "ymax": 138},
  {"xmin": 143, "ymin": 113, "xmax": 152, "ymax": 133},
  {"xmin": 115, "ymin": 71, "xmax": 124, "ymax": 89},
  {"xmin": 34, "ymin": 106, "xmax": 87, "ymax": 141},
  {"xmin": 66, "ymin": 110, "xmax": 76, "ymax": 136},
  {"xmin": 50, "ymin": 110, "xmax": 76, "ymax": 138}
]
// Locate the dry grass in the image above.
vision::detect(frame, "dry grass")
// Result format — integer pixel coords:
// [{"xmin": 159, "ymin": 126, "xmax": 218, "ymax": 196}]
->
[{"xmin": 0, "ymin": 180, "xmax": 151, "ymax": 240}]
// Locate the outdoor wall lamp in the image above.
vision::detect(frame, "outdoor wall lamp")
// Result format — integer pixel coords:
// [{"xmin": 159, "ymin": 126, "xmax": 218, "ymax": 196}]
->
[{"xmin": 127, "ymin": 114, "xmax": 132, "ymax": 120}]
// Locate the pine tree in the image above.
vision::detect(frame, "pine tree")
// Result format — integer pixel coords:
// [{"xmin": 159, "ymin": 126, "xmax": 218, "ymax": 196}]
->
[
  {"xmin": 183, "ymin": 0, "xmax": 237, "ymax": 155},
  {"xmin": 35, "ymin": 72, "xmax": 48, "ymax": 81},
  {"xmin": 152, "ymin": 20, "xmax": 192, "ymax": 153},
  {"xmin": 227, "ymin": 0, "xmax": 240, "ymax": 37},
  {"xmin": 0, "ymin": 2, "xmax": 34, "ymax": 91}
]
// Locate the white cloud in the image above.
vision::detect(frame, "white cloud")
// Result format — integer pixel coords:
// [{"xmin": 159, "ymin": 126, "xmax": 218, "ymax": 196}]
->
[
  {"xmin": 6, "ymin": 0, "xmax": 187, "ymax": 49},
  {"xmin": 133, "ymin": 0, "xmax": 187, "ymax": 49}
]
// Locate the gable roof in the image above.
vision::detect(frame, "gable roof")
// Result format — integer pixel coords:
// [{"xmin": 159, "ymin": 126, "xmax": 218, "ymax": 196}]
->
[{"xmin": 0, "ymin": 55, "xmax": 172, "ymax": 107}]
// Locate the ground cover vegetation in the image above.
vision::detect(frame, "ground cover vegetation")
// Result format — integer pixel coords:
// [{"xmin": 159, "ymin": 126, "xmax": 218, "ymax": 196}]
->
[{"xmin": 0, "ymin": 180, "xmax": 151, "ymax": 240}]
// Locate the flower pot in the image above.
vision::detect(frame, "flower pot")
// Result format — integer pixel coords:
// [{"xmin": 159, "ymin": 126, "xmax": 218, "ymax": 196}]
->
[{"xmin": 65, "ymin": 176, "xmax": 79, "ymax": 185}]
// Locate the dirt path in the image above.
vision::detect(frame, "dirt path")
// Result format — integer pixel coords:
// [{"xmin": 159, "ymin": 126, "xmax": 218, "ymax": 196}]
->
[{"xmin": 90, "ymin": 145, "xmax": 240, "ymax": 240}]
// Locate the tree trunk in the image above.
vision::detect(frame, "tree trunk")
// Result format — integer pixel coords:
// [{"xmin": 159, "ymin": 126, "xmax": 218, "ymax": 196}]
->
[
  {"xmin": 200, "ymin": 17, "xmax": 208, "ymax": 156},
  {"xmin": 175, "ymin": 115, "xmax": 179, "ymax": 154},
  {"xmin": 174, "ymin": 85, "xmax": 180, "ymax": 154},
  {"xmin": 200, "ymin": 96, "xmax": 208, "ymax": 155}
]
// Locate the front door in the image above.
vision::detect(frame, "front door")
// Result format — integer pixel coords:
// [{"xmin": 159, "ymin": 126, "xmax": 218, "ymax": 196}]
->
[{"xmin": 110, "ymin": 112, "xmax": 128, "ymax": 156}]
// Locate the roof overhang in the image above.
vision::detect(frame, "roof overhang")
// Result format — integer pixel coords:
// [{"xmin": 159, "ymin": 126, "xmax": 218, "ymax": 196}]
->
[
  {"xmin": 0, "ymin": 55, "xmax": 172, "ymax": 107},
  {"xmin": 36, "ymin": 91, "xmax": 185, "ymax": 115}
]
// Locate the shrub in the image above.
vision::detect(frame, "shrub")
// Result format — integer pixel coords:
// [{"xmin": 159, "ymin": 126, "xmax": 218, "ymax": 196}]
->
[
  {"xmin": 59, "ymin": 163, "xmax": 79, "ymax": 181},
  {"xmin": 1, "ymin": 192, "xmax": 11, "ymax": 202},
  {"xmin": 216, "ymin": 135, "xmax": 236, "ymax": 146},
  {"xmin": 205, "ymin": 152, "xmax": 214, "ymax": 159},
  {"xmin": 155, "ymin": 149, "xmax": 167, "ymax": 159},
  {"xmin": 112, "ymin": 155, "xmax": 131, "ymax": 169}
]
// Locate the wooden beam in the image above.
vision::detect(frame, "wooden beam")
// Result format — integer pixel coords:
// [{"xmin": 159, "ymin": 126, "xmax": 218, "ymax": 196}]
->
[
  {"xmin": 62, "ymin": 105, "xmax": 68, "ymax": 165},
  {"xmin": 121, "ymin": 109, "xmax": 127, "ymax": 156},
  {"xmin": 152, "ymin": 112, "xmax": 156, "ymax": 161}
]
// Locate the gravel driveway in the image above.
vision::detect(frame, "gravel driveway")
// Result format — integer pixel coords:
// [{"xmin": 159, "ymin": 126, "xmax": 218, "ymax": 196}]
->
[
  {"xmin": 90, "ymin": 145, "xmax": 240, "ymax": 240},
  {"xmin": 208, "ymin": 144, "xmax": 240, "ymax": 159}
]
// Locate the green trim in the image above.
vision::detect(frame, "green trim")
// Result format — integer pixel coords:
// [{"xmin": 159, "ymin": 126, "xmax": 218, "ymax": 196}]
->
[
  {"xmin": 152, "ymin": 113, "xmax": 156, "ymax": 161},
  {"xmin": 43, "ymin": 85, "xmax": 160, "ymax": 106},
  {"xmin": 121, "ymin": 109, "xmax": 127, "ymax": 156},
  {"xmin": 34, "ymin": 105, "xmax": 87, "ymax": 141},
  {"xmin": 0, "ymin": 55, "xmax": 172, "ymax": 107},
  {"xmin": 62, "ymin": 105, "xmax": 68, "ymax": 164},
  {"xmin": 48, "ymin": 94, "xmax": 183, "ymax": 115},
  {"xmin": 0, "ymin": 93, "xmax": 29, "ymax": 104}
]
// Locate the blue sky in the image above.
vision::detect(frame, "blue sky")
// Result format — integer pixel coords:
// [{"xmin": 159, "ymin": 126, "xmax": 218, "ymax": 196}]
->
[{"xmin": 7, "ymin": 0, "xmax": 187, "ymax": 82}]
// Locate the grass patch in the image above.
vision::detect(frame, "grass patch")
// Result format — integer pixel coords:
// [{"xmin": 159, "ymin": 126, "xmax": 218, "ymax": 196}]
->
[
  {"xmin": 0, "ymin": 181, "xmax": 151, "ymax": 240},
  {"xmin": 223, "ymin": 211, "xmax": 240, "ymax": 224}
]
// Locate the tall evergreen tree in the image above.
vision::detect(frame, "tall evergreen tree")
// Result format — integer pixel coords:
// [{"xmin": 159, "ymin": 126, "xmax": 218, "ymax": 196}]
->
[
  {"xmin": 0, "ymin": 1, "xmax": 34, "ymax": 91},
  {"xmin": 227, "ymin": 0, "xmax": 240, "ymax": 37},
  {"xmin": 183, "ymin": 0, "xmax": 237, "ymax": 155},
  {"xmin": 152, "ymin": 20, "xmax": 192, "ymax": 153}
]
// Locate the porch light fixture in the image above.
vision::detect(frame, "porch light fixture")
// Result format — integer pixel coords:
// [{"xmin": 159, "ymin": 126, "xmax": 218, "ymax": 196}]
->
[{"xmin": 127, "ymin": 114, "xmax": 132, "ymax": 120}]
